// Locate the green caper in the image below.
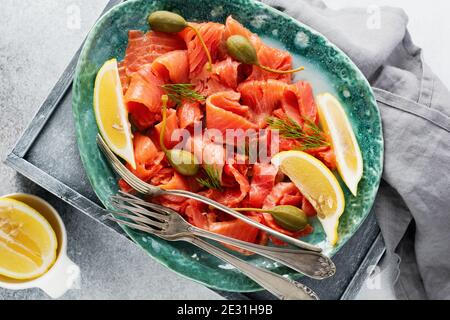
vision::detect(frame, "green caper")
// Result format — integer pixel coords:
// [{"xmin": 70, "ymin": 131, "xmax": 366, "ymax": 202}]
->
[
  {"xmin": 234, "ymin": 205, "xmax": 309, "ymax": 232},
  {"xmin": 226, "ymin": 35, "xmax": 258, "ymax": 65},
  {"xmin": 148, "ymin": 11, "xmax": 188, "ymax": 33},
  {"xmin": 167, "ymin": 149, "xmax": 200, "ymax": 176},
  {"xmin": 226, "ymin": 35, "xmax": 305, "ymax": 75},
  {"xmin": 269, "ymin": 205, "xmax": 308, "ymax": 232}
]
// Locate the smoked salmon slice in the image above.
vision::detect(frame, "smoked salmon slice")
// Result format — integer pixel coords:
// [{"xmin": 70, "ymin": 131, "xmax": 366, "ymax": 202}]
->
[
  {"xmin": 185, "ymin": 205, "xmax": 209, "ymax": 230},
  {"xmin": 224, "ymin": 163, "xmax": 250, "ymax": 202},
  {"xmin": 180, "ymin": 22, "xmax": 225, "ymax": 77},
  {"xmin": 283, "ymin": 81, "xmax": 318, "ymax": 124},
  {"xmin": 177, "ymin": 101, "xmax": 203, "ymax": 129},
  {"xmin": 151, "ymin": 50, "xmax": 189, "ymax": 84},
  {"xmin": 207, "ymin": 91, "xmax": 249, "ymax": 116},
  {"xmin": 211, "ymin": 57, "xmax": 241, "ymax": 90},
  {"xmin": 191, "ymin": 58, "xmax": 242, "ymax": 96},
  {"xmin": 306, "ymin": 146, "xmax": 336, "ymax": 169},
  {"xmin": 296, "ymin": 81, "xmax": 318, "ymax": 123},
  {"xmin": 127, "ymin": 133, "xmax": 165, "ymax": 182},
  {"xmin": 133, "ymin": 132, "xmax": 162, "ymax": 164},
  {"xmin": 206, "ymin": 187, "xmax": 246, "ymax": 208},
  {"xmin": 248, "ymin": 163, "xmax": 278, "ymax": 208},
  {"xmin": 271, "ymin": 81, "xmax": 318, "ymax": 126},
  {"xmin": 192, "ymin": 71, "xmax": 231, "ymax": 97},
  {"xmin": 124, "ymin": 64, "xmax": 164, "ymax": 114},
  {"xmin": 206, "ymin": 95, "xmax": 257, "ymax": 133},
  {"xmin": 263, "ymin": 182, "xmax": 303, "ymax": 209},
  {"xmin": 238, "ymin": 80, "xmax": 287, "ymax": 128},
  {"xmin": 129, "ymin": 104, "xmax": 160, "ymax": 131},
  {"xmin": 123, "ymin": 30, "xmax": 185, "ymax": 76},
  {"xmin": 281, "ymin": 89, "xmax": 303, "ymax": 125},
  {"xmin": 248, "ymin": 44, "xmax": 293, "ymax": 83},
  {"xmin": 159, "ymin": 171, "xmax": 190, "ymax": 191}
]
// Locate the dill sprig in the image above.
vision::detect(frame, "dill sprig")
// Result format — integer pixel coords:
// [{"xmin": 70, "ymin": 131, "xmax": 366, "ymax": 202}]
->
[
  {"xmin": 196, "ymin": 165, "xmax": 223, "ymax": 191},
  {"xmin": 266, "ymin": 116, "xmax": 330, "ymax": 151},
  {"xmin": 161, "ymin": 84, "xmax": 206, "ymax": 104}
]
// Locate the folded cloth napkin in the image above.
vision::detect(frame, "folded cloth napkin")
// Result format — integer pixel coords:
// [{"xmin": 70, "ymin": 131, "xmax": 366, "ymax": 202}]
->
[{"xmin": 261, "ymin": 0, "xmax": 450, "ymax": 299}]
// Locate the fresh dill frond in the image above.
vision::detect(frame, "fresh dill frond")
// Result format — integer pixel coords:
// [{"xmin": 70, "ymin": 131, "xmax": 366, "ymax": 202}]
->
[
  {"xmin": 266, "ymin": 116, "xmax": 330, "ymax": 151},
  {"xmin": 196, "ymin": 165, "xmax": 223, "ymax": 191},
  {"xmin": 161, "ymin": 84, "xmax": 206, "ymax": 104}
]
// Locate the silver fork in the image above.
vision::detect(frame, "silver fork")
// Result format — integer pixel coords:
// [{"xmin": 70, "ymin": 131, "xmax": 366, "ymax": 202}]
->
[
  {"xmin": 97, "ymin": 134, "xmax": 321, "ymax": 252},
  {"xmin": 111, "ymin": 191, "xmax": 335, "ymax": 280},
  {"xmin": 107, "ymin": 195, "xmax": 320, "ymax": 300}
]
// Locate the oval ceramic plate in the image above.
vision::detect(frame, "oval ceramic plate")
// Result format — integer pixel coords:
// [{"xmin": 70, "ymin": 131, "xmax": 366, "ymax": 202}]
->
[{"xmin": 73, "ymin": 0, "xmax": 383, "ymax": 292}]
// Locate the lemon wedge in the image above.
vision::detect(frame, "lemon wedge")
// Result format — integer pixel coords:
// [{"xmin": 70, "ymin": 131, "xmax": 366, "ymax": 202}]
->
[
  {"xmin": 272, "ymin": 151, "xmax": 345, "ymax": 246},
  {"xmin": 316, "ymin": 93, "xmax": 363, "ymax": 196},
  {"xmin": 94, "ymin": 58, "xmax": 136, "ymax": 169},
  {"xmin": 0, "ymin": 198, "xmax": 58, "ymax": 280}
]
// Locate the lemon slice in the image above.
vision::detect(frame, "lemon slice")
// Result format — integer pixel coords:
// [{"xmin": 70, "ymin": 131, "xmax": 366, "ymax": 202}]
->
[
  {"xmin": 316, "ymin": 93, "xmax": 363, "ymax": 196},
  {"xmin": 94, "ymin": 58, "xmax": 136, "ymax": 169},
  {"xmin": 0, "ymin": 198, "xmax": 58, "ymax": 280},
  {"xmin": 272, "ymin": 151, "xmax": 345, "ymax": 246}
]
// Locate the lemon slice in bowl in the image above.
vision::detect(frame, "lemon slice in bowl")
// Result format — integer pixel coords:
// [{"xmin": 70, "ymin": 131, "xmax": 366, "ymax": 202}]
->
[
  {"xmin": 0, "ymin": 198, "xmax": 58, "ymax": 280},
  {"xmin": 94, "ymin": 58, "xmax": 136, "ymax": 169},
  {"xmin": 316, "ymin": 93, "xmax": 363, "ymax": 196},
  {"xmin": 272, "ymin": 151, "xmax": 345, "ymax": 246}
]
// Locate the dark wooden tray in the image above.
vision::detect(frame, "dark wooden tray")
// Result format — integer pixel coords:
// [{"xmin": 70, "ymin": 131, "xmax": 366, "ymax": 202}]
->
[{"xmin": 5, "ymin": 0, "xmax": 385, "ymax": 300}]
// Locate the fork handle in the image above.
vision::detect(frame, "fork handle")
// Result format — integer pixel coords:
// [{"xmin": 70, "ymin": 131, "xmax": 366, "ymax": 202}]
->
[
  {"xmin": 166, "ymin": 189, "xmax": 321, "ymax": 252},
  {"xmin": 187, "ymin": 237, "xmax": 319, "ymax": 300},
  {"xmin": 190, "ymin": 226, "xmax": 335, "ymax": 280}
]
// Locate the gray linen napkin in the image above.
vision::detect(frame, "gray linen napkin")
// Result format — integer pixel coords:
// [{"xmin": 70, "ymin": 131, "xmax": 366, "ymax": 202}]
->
[{"xmin": 261, "ymin": 0, "xmax": 450, "ymax": 299}]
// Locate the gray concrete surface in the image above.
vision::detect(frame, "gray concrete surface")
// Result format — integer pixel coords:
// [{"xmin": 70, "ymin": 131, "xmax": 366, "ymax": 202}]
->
[{"xmin": 0, "ymin": 0, "xmax": 222, "ymax": 300}]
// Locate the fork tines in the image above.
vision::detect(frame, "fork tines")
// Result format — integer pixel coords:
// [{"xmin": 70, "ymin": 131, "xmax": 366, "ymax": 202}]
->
[{"xmin": 108, "ymin": 193, "xmax": 171, "ymax": 234}]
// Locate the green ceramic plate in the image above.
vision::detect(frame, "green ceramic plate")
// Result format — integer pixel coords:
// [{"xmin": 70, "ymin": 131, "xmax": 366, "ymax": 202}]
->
[{"xmin": 72, "ymin": 0, "xmax": 383, "ymax": 292}]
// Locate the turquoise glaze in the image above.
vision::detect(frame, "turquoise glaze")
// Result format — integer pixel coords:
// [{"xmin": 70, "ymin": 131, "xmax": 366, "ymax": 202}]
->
[{"xmin": 72, "ymin": 0, "xmax": 383, "ymax": 292}]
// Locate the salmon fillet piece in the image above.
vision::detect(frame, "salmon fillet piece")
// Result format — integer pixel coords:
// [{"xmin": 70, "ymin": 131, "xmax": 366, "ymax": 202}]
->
[
  {"xmin": 151, "ymin": 50, "xmax": 189, "ymax": 84},
  {"xmin": 177, "ymin": 101, "xmax": 203, "ymax": 129},
  {"xmin": 238, "ymin": 80, "xmax": 288, "ymax": 128},
  {"xmin": 206, "ymin": 91, "xmax": 257, "ymax": 133},
  {"xmin": 123, "ymin": 30, "xmax": 185, "ymax": 76},
  {"xmin": 179, "ymin": 22, "xmax": 225, "ymax": 77},
  {"xmin": 124, "ymin": 64, "xmax": 165, "ymax": 114}
]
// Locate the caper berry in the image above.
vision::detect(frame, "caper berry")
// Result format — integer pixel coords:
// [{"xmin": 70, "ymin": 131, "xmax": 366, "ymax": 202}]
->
[
  {"xmin": 167, "ymin": 149, "xmax": 200, "ymax": 176},
  {"xmin": 226, "ymin": 35, "xmax": 305, "ymax": 74},
  {"xmin": 226, "ymin": 35, "xmax": 258, "ymax": 65},
  {"xmin": 148, "ymin": 11, "xmax": 187, "ymax": 33},
  {"xmin": 234, "ymin": 205, "xmax": 309, "ymax": 232},
  {"xmin": 269, "ymin": 205, "xmax": 308, "ymax": 232}
]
